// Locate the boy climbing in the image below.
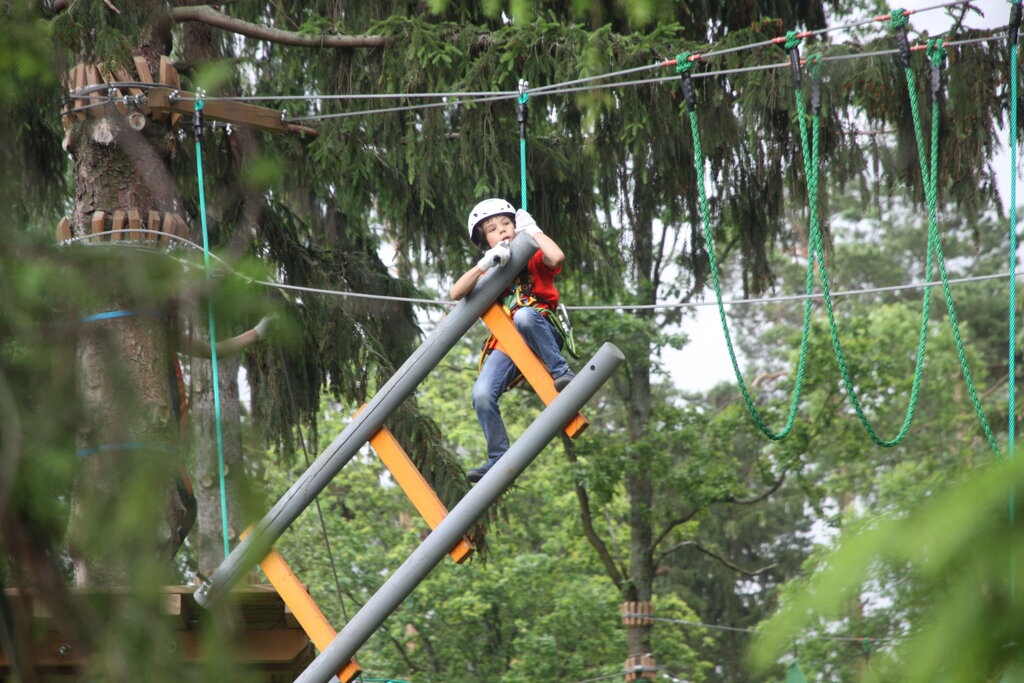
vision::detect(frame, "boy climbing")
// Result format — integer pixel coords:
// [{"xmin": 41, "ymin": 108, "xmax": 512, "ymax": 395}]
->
[{"xmin": 450, "ymin": 198, "xmax": 574, "ymax": 483}]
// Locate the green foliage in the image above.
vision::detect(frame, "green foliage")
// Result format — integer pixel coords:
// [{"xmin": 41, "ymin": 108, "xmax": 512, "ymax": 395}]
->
[
  {"xmin": 0, "ymin": 2, "xmax": 54, "ymax": 102},
  {"xmin": 5, "ymin": 1, "xmax": 1017, "ymax": 681},
  {"xmin": 751, "ymin": 453, "xmax": 1024, "ymax": 682}
]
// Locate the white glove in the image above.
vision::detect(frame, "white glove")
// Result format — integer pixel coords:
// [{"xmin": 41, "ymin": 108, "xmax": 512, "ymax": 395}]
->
[
  {"xmin": 253, "ymin": 314, "xmax": 276, "ymax": 340},
  {"xmin": 515, "ymin": 209, "xmax": 541, "ymax": 236},
  {"xmin": 477, "ymin": 242, "xmax": 511, "ymax": 271}
]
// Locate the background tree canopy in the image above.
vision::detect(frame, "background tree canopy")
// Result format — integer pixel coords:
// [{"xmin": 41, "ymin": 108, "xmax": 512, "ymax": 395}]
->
[{"xmin": 0, "ymin": 1, "xmax": 1018, "ymax": 682}]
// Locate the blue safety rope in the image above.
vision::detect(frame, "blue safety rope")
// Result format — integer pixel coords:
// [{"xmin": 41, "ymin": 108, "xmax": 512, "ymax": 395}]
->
[
  {"xmin": 76, "ymin": 442, "xmax": 175, "ymax": 458},
  {"xmin": 518, "ymin": 80, "xmax": 529, "ymax": 210},
  {"xmin": 194, "ymin": 94, "xmax": 231, "ymax": 558},
  {"xmin": 1009, "ymin": 0, "xmax": 1022, "ymax": 601},
  {"xmin": 80, "ymin": 310, "xmax": 164, "ymax": 323}
]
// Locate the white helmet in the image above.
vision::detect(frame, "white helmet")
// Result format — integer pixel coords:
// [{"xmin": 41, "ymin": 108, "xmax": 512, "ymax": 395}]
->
[{"xmin": 466, "ymin": 198, "xmax": 515, "ymax": 248}]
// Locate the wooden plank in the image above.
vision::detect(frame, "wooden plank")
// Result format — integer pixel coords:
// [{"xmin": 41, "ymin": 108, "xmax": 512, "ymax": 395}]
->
[
  {"xmin": 126, "ymin": 209, "xmax": 142, "ymax": 241},
  {"xmin": 133, "ymin": 55, "xmax": 164, "ymax": 122},
  {"xmin": 63, "ymin": 65, "xmax": 79, "ymax": 124},
  {"xmin": 180, "ymin": 628, "xmax": 314, "ymax": 665},
  {"xmin": 132, "ymin": 55, "xmax": 154, "ymax": 85},
  {"xmin": 161, "ymin": 212, "xmax": 177, "ymax": 243},
  {"xmin": 0, "ymin": 585, "xmax": 326, "ymax": 678},
  {"xmin": 56, "ymin": 216, "xmax": 71, "ymax": 242},
  {"xmin": 98, "ymin": 63, "xmax": 127, "ymax": 115},
  {"xmin": 84, "ymin": 64, "xmax": 102, "ymax": 117},
  {"xmin": 148, "ymin": 210, "xmax": 162, "ymax": 244},
  {"xmin": 158, "ymin": 56, "xmax": 179, "ymax": 88},
  {"xmin": 171, "ymin": 213, "xmax": 190, "ymax": 240},
  {"xmin": 357, "ymin": 413, "xmax": 473, "ymax": 563},
  {"xmin": 0, "ymin": 628, "xmax": 315, "ymax": 670},
  {"xmin": 146, "ymin": 87, "xmax": 293, "ymax": 134},
  {"xmin": 159, "ymin": 56, "xmax": 183, "ymax": 127},
  {"xmin": 114, "ymin": 65, "xmax": 143, "ymax": 97},
  {"xmin": 110, "ymin": 210, "xmax": 126, "ymax": 241},
  {"xmin": 73, "ymin": 63, "xmax": 89, "ymax": 120},
  {"xmin": 84, "ymin": 64, "xmax": 102, "ymax": 87},
  {"xmin": 481, "ymin": 304, "xmax": 589, "ymax": 438},
  {"xmin": 91, "ymin": 211, "xmax": 106, "ymax": 240}
]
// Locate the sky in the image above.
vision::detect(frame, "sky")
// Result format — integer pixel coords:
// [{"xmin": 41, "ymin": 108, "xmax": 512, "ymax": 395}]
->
[{"xmin": 671, "ymin": 0, "xmax": 1014, "ymax": 392}]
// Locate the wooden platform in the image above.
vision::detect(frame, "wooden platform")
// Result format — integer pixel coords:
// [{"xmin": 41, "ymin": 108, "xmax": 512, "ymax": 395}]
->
[{"xmin": 0, "ymin": 585, "xmax": 317, "ymax": 682}]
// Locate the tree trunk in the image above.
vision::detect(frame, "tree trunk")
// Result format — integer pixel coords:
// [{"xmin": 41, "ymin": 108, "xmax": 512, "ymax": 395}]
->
[
  {"xmin": 189, "ymin": 342, "xmax": 246, "ymax": 578},
  {"xmin": 624, "ymin": 341, "xmax": 657, "ymax": 676},
  {"xmin": 69, "ymin": 293, "xmax": 190, "ymax": 586},
  {"xmin": 64, "ymin": 55, "xmax": 190, "ymax": 586}
]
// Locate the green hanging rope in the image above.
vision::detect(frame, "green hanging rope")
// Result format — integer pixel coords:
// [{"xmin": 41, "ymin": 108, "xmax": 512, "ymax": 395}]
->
[
  {"xmin": 799, "ymin": 51, "xmax": 934, "ymax": 447},
  {"xmin": 193, "ymin": 94, "xmax": 231, "ymax": 558},
  {"xmin": 679, "ymin": 52, "xmax": 816, "ymax": 441},
  {"xmin": 907, "ymin": 38, "xmax": 999, "ymax": 453},
  {"xmin": 802, "ymin": 23, "xmax": 995, "ymax": 451},
  {"xmin": 685, "ymin": 24, "xmax": 997, "ymax": 450}
]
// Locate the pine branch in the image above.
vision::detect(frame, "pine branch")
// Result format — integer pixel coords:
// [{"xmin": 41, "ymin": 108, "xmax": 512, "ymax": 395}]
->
[
  {"xmin": 563, "ymin": 435, "xmax": 626, "ymax": 588},
  {"xmin": 659, "ymin": 540, "xmax": 776, "ymax": 577},
  {"xmin": 167, "ymin": 5, "xmax": 389, "ymax": 48}
]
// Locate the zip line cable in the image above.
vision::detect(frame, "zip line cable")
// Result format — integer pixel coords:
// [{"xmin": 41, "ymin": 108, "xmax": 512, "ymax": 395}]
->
[
  {"xmin": 199, "ymin": 34, "xmax": 1006, "ymax": 124},
  {"xmin": 151, "ymin": 0, "xmax": 976, "ymax": 106},
  {"xmin": 626, "ymin": 613, "xmax": 893, "ymax": 643},
  {"xmin": 65, "ymin": 32, "xmax": 1000, "ymax": 125},
  {"xmin": 58, "ymin": 230, "xmax": 1022, "ymax": 313},
  {"xmin": 63, "ymin": 2, "xmax": 999, "ymax": 126}
]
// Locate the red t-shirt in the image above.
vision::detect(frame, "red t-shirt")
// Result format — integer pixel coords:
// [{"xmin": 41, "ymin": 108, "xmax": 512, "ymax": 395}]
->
[{"xmin": 502, "ymin": 249, "xmax": 561, "ymax": 312}]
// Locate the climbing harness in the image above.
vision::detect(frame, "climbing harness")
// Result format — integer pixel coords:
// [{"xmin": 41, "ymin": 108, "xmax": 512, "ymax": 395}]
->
[
  {"xmin": 477, "ymin": 264, "xmax": 577, "ymax": 376},
  {"xmin": 554, "ymin": 303, "xmax": 579, "ymax": 359}
]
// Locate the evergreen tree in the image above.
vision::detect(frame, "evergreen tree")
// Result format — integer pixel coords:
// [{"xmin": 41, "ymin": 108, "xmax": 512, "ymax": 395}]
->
[{"xmin": 1, "ymin": 0, "xmax": 1012, "ymax": 680}]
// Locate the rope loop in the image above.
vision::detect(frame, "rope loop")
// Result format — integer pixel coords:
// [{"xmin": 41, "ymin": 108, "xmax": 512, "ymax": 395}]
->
[
  {"xmin": 926, "ymin": 39, "xmax": 946, "ymax": 100},
  {"xmin": 926, "ymin": 38, "xmax": 947, "ymax": 67},
  {"xmin": 888, "ymin": 8, "xmax": 909, "ymax": 30},
  {"xmin": 676, "ymin": 53, "xmax": 698, "ymax": 111},
  {"xmin": 806, "ymin": 53, "xmax": 825, "ymax": 79},
  {"xmin": 787, "ymin": 38, "xmax": 802, "ymax": 90},
  {"xmin": 675, "ymin": 52, "xmax": 697, "ymax": 75}
]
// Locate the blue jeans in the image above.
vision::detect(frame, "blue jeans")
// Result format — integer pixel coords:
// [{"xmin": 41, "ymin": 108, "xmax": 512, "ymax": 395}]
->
[{"xmin": 472, "ymin": 307, "xmax": 572, "ymax": 468}]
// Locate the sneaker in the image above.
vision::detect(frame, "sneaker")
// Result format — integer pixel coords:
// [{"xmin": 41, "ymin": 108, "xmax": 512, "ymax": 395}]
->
[
  {"xmin": 466, "ymin": 466, "xmax": 489, "ymax": 483},
  {"xmin": 554, "ymin": 372, "xmax": 575, "ymax": 392}
]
